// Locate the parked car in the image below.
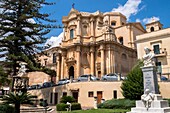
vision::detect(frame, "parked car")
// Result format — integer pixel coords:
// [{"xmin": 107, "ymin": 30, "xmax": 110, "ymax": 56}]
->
[
  {"xmin": 77, "ymin": 75, "xmax": 99, "ymax": 82},
  {"xmin": 42, "ymin": 82, "xmax": 54, "ymax": 88},
  {"xmin": 161, "ymin": 76, "xmax": 168, "ymax": 81},
  {"xmin": 58, "ymin": 78, "xmax": 70, "ymax": 85},
  {"xmin": 101, "ymin": 73, "xmax": 122, "ymax": 81}
]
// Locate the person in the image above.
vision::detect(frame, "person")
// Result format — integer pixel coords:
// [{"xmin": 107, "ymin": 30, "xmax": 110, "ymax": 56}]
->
[
  {"xmin": 143, "ymin": 47, "xmax": 155, "ymax": 67},
  {"xmin": 141, "ymin": 89, "xmax": 155, "ymax": 110}
]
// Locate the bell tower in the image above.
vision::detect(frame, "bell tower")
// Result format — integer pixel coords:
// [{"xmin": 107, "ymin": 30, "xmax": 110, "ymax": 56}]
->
[{"xmin": 145, "ymin": 18, "xmax": 163, "ymax": 33}]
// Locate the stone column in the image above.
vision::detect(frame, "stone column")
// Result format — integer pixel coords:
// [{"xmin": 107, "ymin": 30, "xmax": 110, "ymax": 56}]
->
[
  {"xmin": 100, "ymin": 44, "xmax": 105, "ymax": 76},
  {"xmin": 56, "ymin": 55, "xmax": 61, "ymax": 82},
  {"xmin": 61, "ymin": 52, "xmax": 66, "ymax": 79},
  {"xmin": 77, "ymin": 16, "xmax": 81, "ymax": 43},
  {"xmin": 90, "ymin": 17, "xmax": 95, "ymax": 42},
  {"xmin": 90, "ymin": 47, "xmax": 95, "ymax": 76},
  {"xmin": 76, "ymin": 46, "xmax": 81, "ymax": 78}
]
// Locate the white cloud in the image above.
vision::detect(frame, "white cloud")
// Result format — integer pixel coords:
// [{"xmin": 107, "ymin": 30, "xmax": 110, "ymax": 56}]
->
[
  {"xmin": 135, "ymin": 17, "xmax": 160, "ymax": 24},
  {"xmin": 142, "ymin": 16, "xmax": 160, "ymax": 24},
  {"xmin": 136, "ymin": 18, "xmax": 141, "ymax": 22},
  {"xmin": 112, "ymin": 0, "xmax": 142, "ymax": 21},
  {"xmin": 45, "ymin": 32, "xmax": 63, "ymax": 48}
]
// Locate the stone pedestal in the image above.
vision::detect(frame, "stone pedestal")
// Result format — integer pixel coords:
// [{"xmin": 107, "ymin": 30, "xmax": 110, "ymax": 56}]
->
[
  {"xmin": 141, "ymin": 66, "xmax": 159, "ymax": 94},
  {"xmin": 127, "ymin": 95, "xmax": 170, "ymax": 113},
  {"xmin": 12, "ymin": 76, "xmax": 29, "ymax": 93},
  {"xmin": 128, "ymin": 66, "xmax": 170, "ymax": 113}
]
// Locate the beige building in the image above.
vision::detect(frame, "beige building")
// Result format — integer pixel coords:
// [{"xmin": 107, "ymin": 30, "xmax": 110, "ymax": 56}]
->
[
  {"xmin": 136, "ymin": 20, "xmax": 170, "ymax": 77},
  {"xmin": 38, "ymin": 8, "xmax": 146, "ymax": 82},
  {"xmin": 32, "ymin": 9, "xmax": 170, "ymax": 108}
]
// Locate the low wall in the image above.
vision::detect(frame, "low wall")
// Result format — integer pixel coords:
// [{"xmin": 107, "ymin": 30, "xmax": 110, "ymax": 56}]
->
[{"xmin": 28, "ymin": 81, "xmax": 170, "ymax": 108}]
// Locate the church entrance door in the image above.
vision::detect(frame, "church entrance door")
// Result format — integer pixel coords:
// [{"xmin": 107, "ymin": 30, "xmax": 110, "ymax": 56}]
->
[{"xmin": 69, "ymin": 66, "xmax": 74, "ymax": 79}]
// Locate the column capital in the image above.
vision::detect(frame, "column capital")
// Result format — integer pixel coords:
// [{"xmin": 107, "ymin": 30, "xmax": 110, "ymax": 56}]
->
[
  {"xmin": 76, "ymin": 46, "xmax": 81, "ymax": 52},
  {"xmin": 61, "ymin": 51, "xmax": 67, "ymax": 57},
  {"xmin": 90, "ymin": 47, "xmax": 95, "ymax": 53},
  {"xmin": 99, "ymin": 44, "xmax": 105, "ymax": 50},
  {"xmin": 90, "ymin": 17, "xmax": 94, "ymax": 22},
  {"xmin": 77, "ymin": 16, "xmax": 81, "ymax": 21}
]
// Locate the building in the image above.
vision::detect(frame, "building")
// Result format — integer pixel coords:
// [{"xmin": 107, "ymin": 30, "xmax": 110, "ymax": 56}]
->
[
  {"xmin": 38, "ymin": 8, "xmax": 145, "ymax": 82},
  {"xmin": 136, "ymin": 20, "xmax": 170, "ymax": 78},
  {"xmin": 31, "ymin": 9, "xmax": 170, "ymax": 108}
]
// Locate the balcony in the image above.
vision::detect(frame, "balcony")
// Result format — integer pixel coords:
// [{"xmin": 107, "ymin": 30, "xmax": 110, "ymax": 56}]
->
[{"xmin": 154, "ymin": 48, "xmax": 167, "ymax": 57}]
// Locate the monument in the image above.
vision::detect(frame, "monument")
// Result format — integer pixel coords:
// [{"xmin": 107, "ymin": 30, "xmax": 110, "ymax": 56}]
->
[
  {"xmin": 128, "ymin": 47, "xmax": 170, "ymax": 113},
  {"xmin": 12, "ymin": 62, "xmax": 29, "ymax": 93}
]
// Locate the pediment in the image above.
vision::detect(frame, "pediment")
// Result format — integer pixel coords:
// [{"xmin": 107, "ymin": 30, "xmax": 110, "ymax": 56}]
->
[{"xmin": 68, "ymin": 8, "xmax": 79, "ymax": 19}]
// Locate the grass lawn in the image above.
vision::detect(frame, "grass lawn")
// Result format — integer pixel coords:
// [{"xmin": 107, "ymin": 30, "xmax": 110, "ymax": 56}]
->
[{"xmin": 60, "ymin": 109, "xmax": 130, "ymax": 113}]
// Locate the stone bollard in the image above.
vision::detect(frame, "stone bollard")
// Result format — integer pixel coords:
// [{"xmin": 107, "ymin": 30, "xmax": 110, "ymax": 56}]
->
[{"xmin": 94, "ymin": 97, "xmax": 98, "ymax": 109}]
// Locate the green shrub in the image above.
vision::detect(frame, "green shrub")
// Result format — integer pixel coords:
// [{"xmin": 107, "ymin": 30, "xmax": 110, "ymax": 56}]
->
[
  {"xmin": 98, "ymin": 99, "xmax": 135, "ymax": 110},
  {"xmin": 56, "ymin": 103, "xmax": 69, "ymax": 111},
  {"xmin": 121, "ymin": 60, "xmax": 144, "ymax": 100},
  {"xmin": 163, "ymin": 98, "xmax": 170, "ymax": 106},
  {"xmin": 60, "ymin": 96, "xmax": 75, "ymax": 104},
  {"xmin": 71, "ymin": 103, "xmax": 81, "ymax": 110},
  {"xmin": 0, "ymin": 104, "xmax": 15, "ymax": 113}
]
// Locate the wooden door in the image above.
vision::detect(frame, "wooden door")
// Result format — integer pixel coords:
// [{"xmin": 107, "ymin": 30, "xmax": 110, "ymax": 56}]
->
[
  {"xmin": 72, "ymin": 92, "xmax": 78, "ymax": 103},
  {"xmin": 97, "ymin": 91, "xmax": 102, "ymax": 104},
  {"xmin": 54, "ymin": 93, "xmax": 58, "ymax": 104}
]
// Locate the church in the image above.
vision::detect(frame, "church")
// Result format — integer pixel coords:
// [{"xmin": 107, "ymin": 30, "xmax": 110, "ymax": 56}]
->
[{"xmin": 38, "ymin": 8, "xmax": 146, "ymax": 82}]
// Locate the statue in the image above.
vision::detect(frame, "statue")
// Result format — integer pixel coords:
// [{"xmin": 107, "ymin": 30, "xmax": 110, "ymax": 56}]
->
[
  {"xmin": 17, "ymin": 62, "xmax": 27, "ymax": 77},
  {"xmin": 143, "ymin": 47, "xmax": 155, "ymax": 67},
  {"xmin": 141, "ymin": 89, "xmax": 155, "ymax": 110}
]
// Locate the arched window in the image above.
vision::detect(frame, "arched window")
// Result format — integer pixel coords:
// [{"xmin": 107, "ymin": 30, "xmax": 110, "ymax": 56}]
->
[
  {"xmin": 119, "ymin": 37, "xmax": 123, "ymax": 45},
  {"xmin": 111, "ymin": 21, "xmax": 116, "ymax": 26},
  {"xmin": 70, "ymin": 29, "xmax": 74, "ymax": 39},
  {"xmin": 150, "ymin": 27, "xmax": 154, "ymax": 32},
  {"xmin": 52, "ymin": 53, "xmax": 56, "ymax": 63}
]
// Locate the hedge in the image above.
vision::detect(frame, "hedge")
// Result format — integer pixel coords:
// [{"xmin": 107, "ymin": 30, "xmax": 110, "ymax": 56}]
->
[
  {"xmin": 56, "ymin": 103, "xmax": 81, "ymax": 111},
  {"xmin": 98, "ymin": 99, "xmax": 135, "ymax": 109},
  {"xmin": 0, "ymin": 104, "xmax": 15, "ymax": 113}
]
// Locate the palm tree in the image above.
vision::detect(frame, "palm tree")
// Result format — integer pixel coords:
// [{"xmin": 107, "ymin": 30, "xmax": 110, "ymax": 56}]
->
[{"xmin": 2, "ymin": 92, "xmax": 35, "ymax": 113}]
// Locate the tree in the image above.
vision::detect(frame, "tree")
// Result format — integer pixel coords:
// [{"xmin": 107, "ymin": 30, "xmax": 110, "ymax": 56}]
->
[
  {"xmin": 0, "ymin": 0, "xmax": 59, "ymax": 76},
  {"xmin": 2, "ymin": 92, "xmax": 35, "ymax": 113},
  {"xmin": 121, "ymin": 60, "xmax": 144, "ymax": 100},
  {"xmin": 0, "ymin": 66, "xmax": 11, "ymax": 87}
]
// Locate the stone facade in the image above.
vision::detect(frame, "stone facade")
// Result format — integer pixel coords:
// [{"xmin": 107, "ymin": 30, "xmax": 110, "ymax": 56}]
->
[
  {"xmin": 38, "ymin": 8, "xmax": 145, "ymax": 82},
  {"xmin": 28, "ymin": 81, "xmax": 170, "ymax": 108},
  {"xmin": 136, "ymin": 21, "xmax": 170, "ymax": 78}
]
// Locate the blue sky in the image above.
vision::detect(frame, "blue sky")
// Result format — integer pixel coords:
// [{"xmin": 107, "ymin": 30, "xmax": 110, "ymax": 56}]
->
[{"xmin": 44, "ymin": 0, "xmax": 170, "ymax": 46}]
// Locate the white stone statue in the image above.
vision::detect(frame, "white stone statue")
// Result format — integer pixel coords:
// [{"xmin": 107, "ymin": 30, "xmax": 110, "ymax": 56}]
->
[
  {"xmin": 17, "ymin": 62, "xmax": 27, "ymax": 77},
  {"xmin": 143, "ymin": 47, "xmax": 155, "ymax": 67},
  {"xmin": 141, "ymin": 89, "xmax": 155, "ymax": 110}
]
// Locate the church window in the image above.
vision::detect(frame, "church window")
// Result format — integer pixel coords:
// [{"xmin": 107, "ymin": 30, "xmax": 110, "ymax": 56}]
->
[
  {"xmin": 44, "ymin": 59, "xmax": 47, "ymax": 66},
  {"xmin": 153, "ymin": 44, "xmax": 160, "ymax": 54},
  {"xmin": 111, "ymin": 21, "xmax": 116, "ymax": 26},
  {"xmin": 70, "ymin": 29, "xmax": 74, "ymax": 39},
  {"xmin": 150, "ymin": 27, "xmax": 154, "ymax": 32},
  {"xmin": 88, "ymin": 92, "xmax": 93, "ymax": 97},
  {"xmin": 53, "ymin": 53, "xmax": 56, "ymax": 63},
  {"xmin": 119, "ymin": 37, "xmax": 123, "ymax": 45}
]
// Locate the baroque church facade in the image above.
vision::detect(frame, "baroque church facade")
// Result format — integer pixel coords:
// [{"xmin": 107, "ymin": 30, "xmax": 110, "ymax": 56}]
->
[{"xmin": 38, "ymin": 8, "xmax": 146, "ymax": 82}]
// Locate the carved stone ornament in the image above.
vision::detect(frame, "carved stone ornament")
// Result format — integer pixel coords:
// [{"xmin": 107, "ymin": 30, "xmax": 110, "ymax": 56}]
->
[
  {"xmin": 17, "ymin": 62, "xmax": 27, "ymax": 77},
  {"xmin": 141, "ymin": 89, "xmax": 155, "ymax": 110}
]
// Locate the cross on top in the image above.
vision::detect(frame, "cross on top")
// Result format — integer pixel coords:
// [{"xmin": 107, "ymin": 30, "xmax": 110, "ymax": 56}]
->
[{"xmin": 72, "ymin": 3, "xmax": 75, "ymax": 9}]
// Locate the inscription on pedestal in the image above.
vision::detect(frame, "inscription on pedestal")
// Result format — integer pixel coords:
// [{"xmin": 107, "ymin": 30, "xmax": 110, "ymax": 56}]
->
[{"xmin": 142, "ymin": 66, "xmax": 159, "ymax": 94}]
